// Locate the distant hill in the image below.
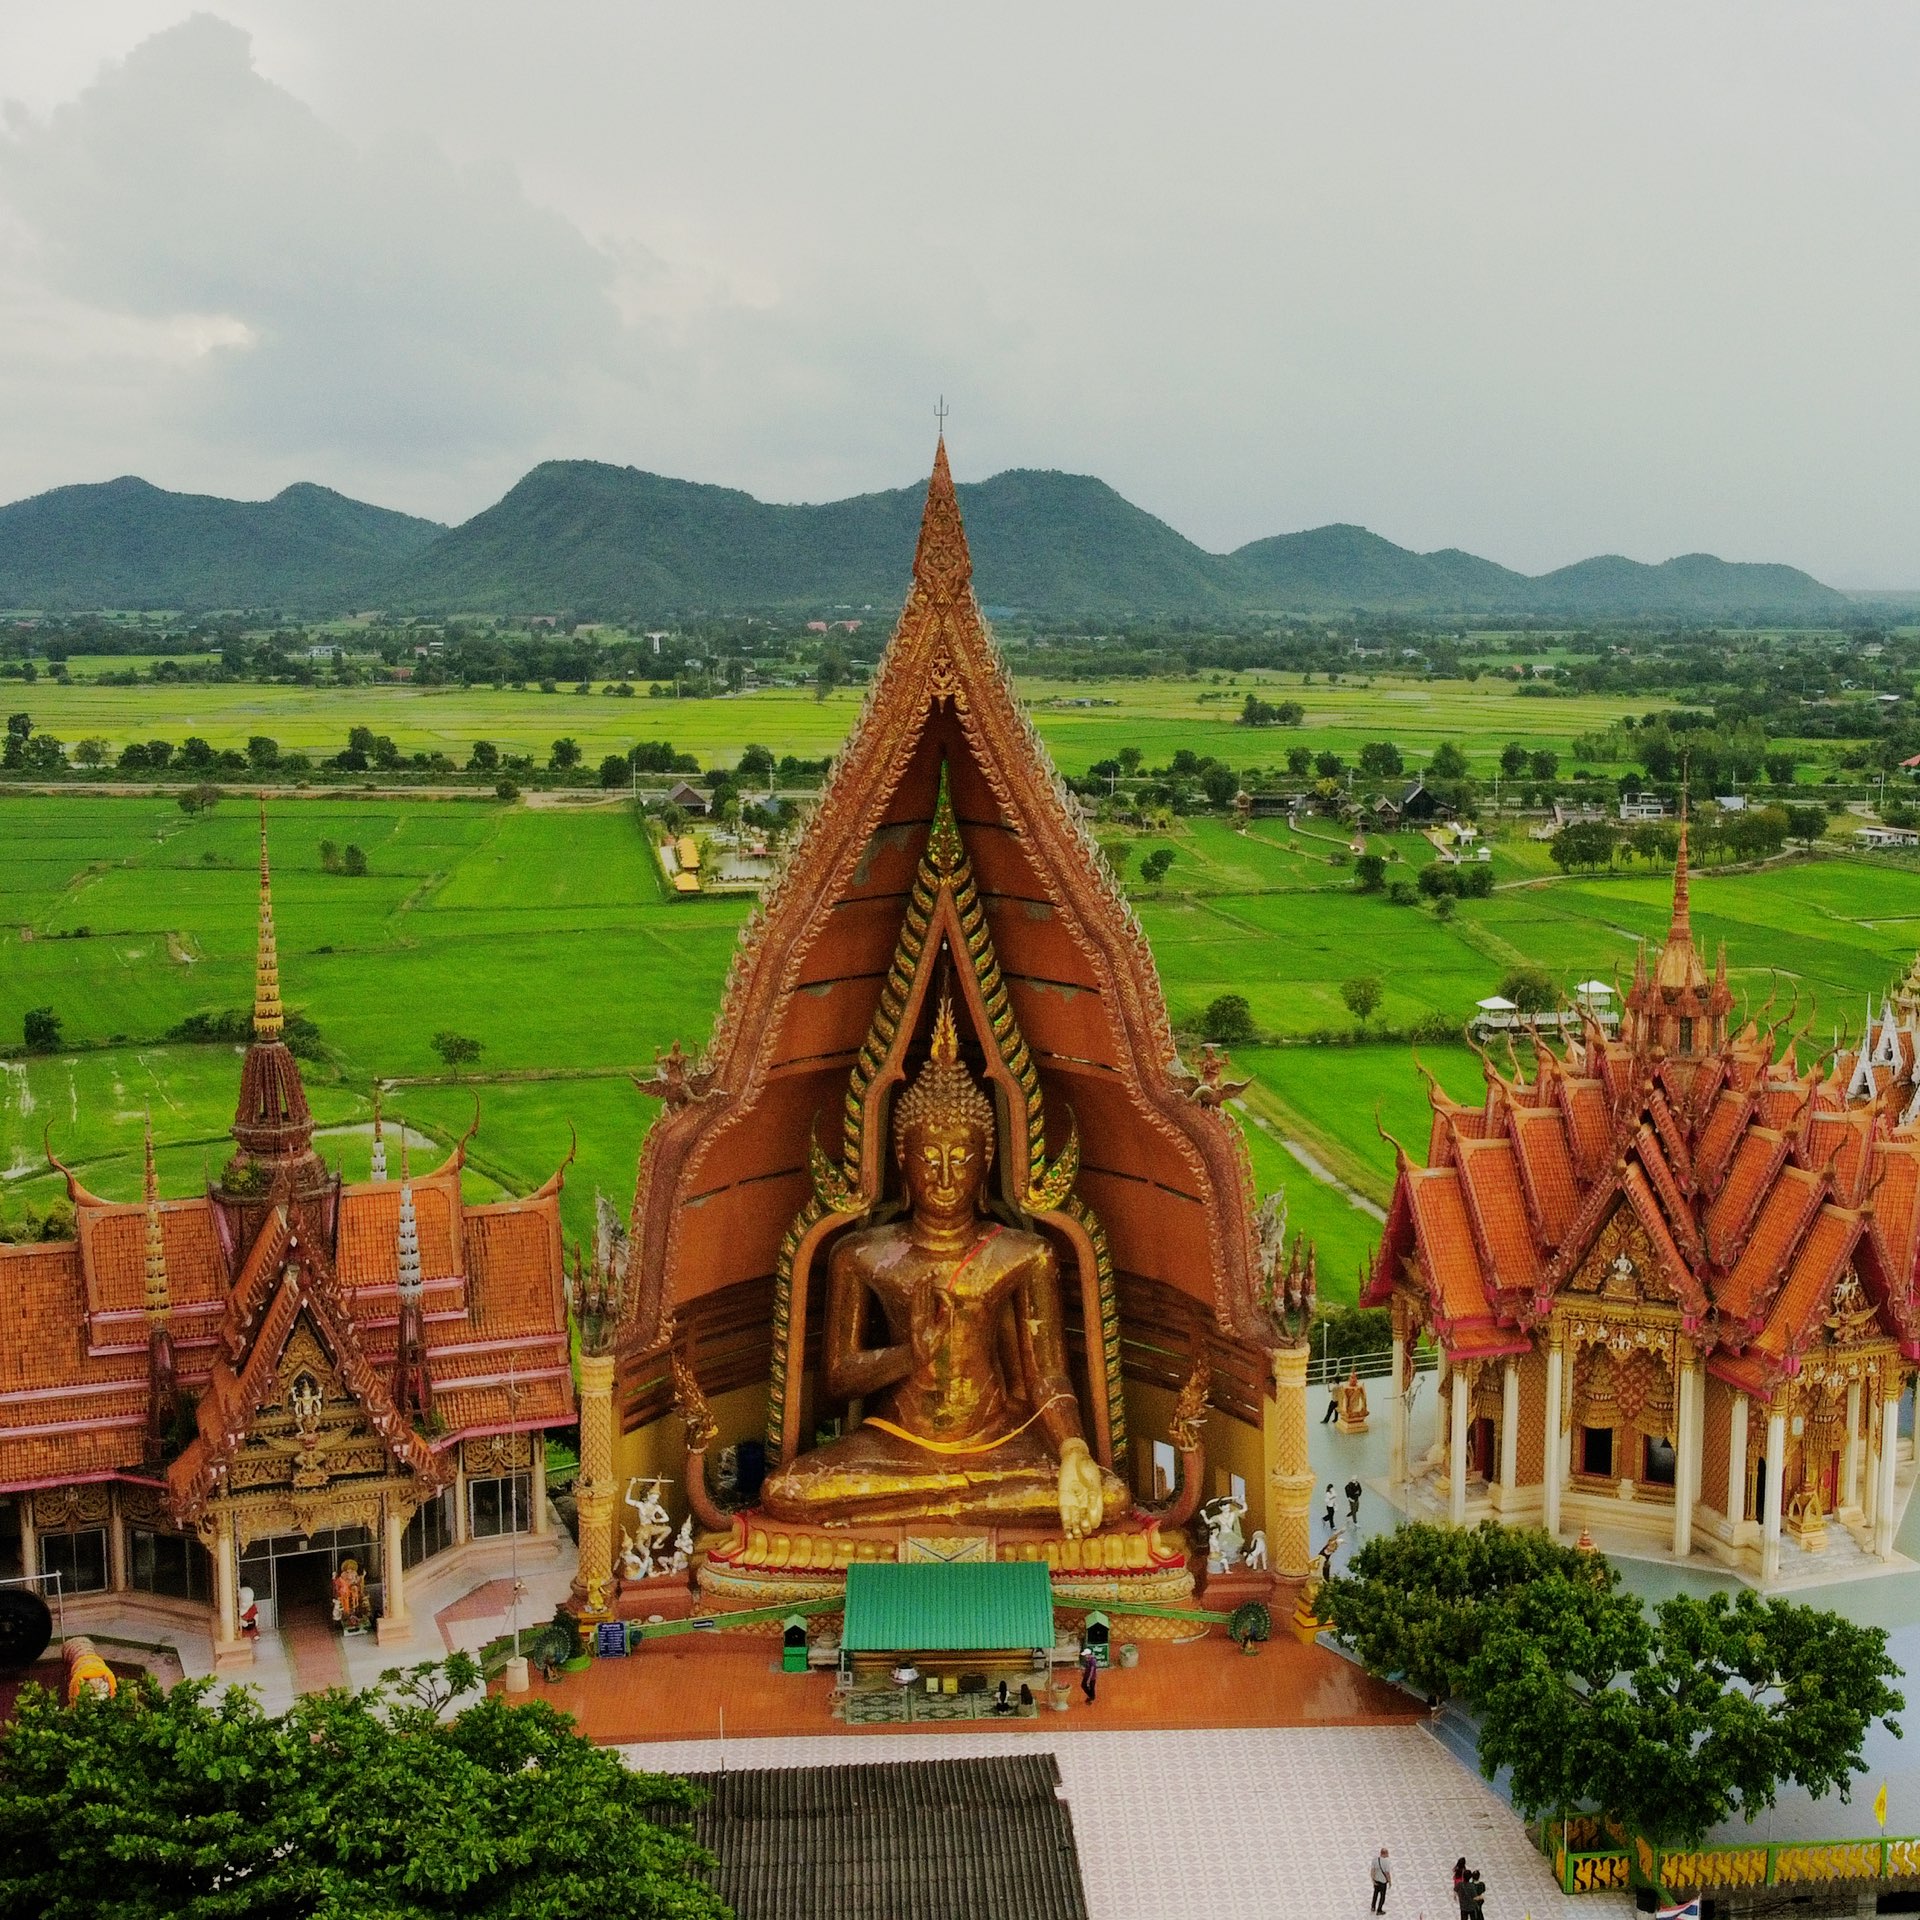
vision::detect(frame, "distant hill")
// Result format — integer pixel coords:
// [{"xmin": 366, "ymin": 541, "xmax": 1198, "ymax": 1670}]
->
[
  {"xmin": 0, "ymin": 462, "xmax": 1855, "ymax": 621},
  {"xmin": 0, "ymin": 477, "xmax": 445, "ymax": 611},
  {"xmin": 377, "ymin": 462, "xmax": 1238, "ymax": 616}
]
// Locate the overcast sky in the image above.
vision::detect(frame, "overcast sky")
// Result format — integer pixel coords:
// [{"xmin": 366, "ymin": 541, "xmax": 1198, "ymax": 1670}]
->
[{"xmin": 2, "ymin": 4, "xmax": 1916, "ymax": 583}]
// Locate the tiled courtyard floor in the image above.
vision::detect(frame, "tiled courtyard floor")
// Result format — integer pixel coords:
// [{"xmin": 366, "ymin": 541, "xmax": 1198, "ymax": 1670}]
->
[
  {"xmin": 620, "ymin": 1724, "xmax": 1630, "ymax": 1920},
  {"xmin": 505, "ymin": 1629, "xmax": 1423, "ymax": 1745}
]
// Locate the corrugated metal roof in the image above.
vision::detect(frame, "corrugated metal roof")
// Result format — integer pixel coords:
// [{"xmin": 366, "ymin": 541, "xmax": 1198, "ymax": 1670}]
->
[
  {"xmin": 658, "ymin": 1755, "xmax": 1091, "ymax": 1920},
  {"xmin": 841, "ymin": 1561, "xmax": 1054, "ymax": 1653}
]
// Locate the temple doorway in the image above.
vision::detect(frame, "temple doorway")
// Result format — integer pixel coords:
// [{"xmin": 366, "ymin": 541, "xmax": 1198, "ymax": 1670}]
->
[
  {"xmin": 238, "ymin": 1525, "xmax": 380, "ymax": 1634},
  {"xmin": 274, "ymin": 1551, "xmax": 334, "ymax": 1628}
]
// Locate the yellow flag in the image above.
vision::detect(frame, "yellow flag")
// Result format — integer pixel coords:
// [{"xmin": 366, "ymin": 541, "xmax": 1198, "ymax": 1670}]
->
[{"xmin": 1875, "ymin": 1782, "xmax": 1889, "ymax": 1829}]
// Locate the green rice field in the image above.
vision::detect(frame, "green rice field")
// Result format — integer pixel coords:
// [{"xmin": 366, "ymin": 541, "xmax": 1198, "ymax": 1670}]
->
[{"xmin": 6, "ymin": 778, "xmax": 1920, "ymax": 1303}]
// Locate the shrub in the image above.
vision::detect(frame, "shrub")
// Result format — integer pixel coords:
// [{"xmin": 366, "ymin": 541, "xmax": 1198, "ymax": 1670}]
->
[{"xmin": 1200, "ymin": 994, "xmax": 1257, "ymax": 1045}]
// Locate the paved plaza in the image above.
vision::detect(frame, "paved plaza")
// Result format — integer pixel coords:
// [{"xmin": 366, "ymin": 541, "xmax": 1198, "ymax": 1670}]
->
[{"xmin": 622, "ymin": 1724, "xmax": 1630, "ymax": 1920}]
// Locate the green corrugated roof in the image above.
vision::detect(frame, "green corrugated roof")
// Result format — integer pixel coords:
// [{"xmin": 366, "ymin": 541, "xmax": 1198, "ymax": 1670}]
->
[{"xmin": 841, "ymin": 1561, "xmax": 1054, "ymax": 1653}]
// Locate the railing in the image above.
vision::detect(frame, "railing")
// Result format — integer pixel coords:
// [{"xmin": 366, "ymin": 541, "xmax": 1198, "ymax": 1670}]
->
[
  {"xmin": 1305, "ymin": 1345, "xmax": 1440, "ymax": 1389},
  {"xmin": 1540, "ymin": 1819, "xmax": 1920, "ymax": 1897}
]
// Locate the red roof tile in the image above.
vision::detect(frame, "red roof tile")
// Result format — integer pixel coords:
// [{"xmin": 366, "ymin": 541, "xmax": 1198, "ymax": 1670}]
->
[
  {"xmin": 1454, "ymin": 1139, "xmax": 1543, "ymax": 1294},
  {"xmin": 1716, "ymin": 1165, "xmax": 1828, "ymax": 1327},
  {"xmin": 1508, "ymin": 1107, "xmax": 1579, "ymax": 1247},
  {"xmin": 1751, "ymin": 1206, "xmax": 1864, "ymax": 1363}
]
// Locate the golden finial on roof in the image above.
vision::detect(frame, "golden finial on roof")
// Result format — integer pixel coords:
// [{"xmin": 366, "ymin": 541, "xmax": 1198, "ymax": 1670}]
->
[
  {"xmin": 910, "ymin": 432, "xmax": 972, "ymax": 603},
  {"xmin": 894, "ymin": 986, "xmax": 995, "ymax": 1158},
  {"xmin": 142, "ymin": 1110, "xmax": 169, "ymax": 1323},
  {"xmin": 253, "ymin": 796, "xmax": 284, "ymax": 1040}
]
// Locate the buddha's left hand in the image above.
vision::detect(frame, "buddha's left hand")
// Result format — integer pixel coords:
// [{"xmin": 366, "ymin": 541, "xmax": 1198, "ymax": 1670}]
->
[{"xmin": 1057, "ymin": 1438, "xmax": 1105, "ymax": 1539}]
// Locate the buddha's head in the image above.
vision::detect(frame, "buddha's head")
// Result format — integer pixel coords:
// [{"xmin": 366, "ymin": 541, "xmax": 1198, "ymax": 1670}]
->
[{"xmin": 894, "ymin": 991, "xmax": 995, "ymax": 1222}]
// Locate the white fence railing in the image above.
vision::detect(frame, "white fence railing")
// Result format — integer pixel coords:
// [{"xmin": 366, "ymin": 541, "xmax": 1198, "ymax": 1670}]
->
[{"xmin": 1305, "ymin": 1344, "xmax": 1439, "ymax": 1389}]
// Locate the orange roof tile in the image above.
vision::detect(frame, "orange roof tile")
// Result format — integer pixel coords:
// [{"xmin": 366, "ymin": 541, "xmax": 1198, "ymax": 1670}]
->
[
  {"xmin": 1717, "ymin": 1165, "xmax": 1828, "ymax": 1327},
  {"xmin": 1453, "ymin": 1139, "xmax": 1542, "ymax": 1295},
  {"xmin": 1693, "ymin": 1090, "xmax": 1751, "ymax": 1196},
  {"xmin": 1705, "ymin": 1128, "xmax": 1789, "ymax": 1268},
  {"xmin": 1405, "ymin": 1170, "xmax": 1498, "ymax": 1335},
  {"xmin": 1751, "ymin": 1206, "xmax": 1864, "ymax": 1363},
  {"xmin": 1563, "ymin": 1082, "xmax": 1613, "ymax": 1179},
  {"xmin": 1508, "ymin": 1107, "xmax": 1579, "ymax": 1247}
]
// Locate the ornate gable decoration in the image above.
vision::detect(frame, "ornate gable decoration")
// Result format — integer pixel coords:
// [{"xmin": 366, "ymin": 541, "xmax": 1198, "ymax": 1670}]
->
[
  {"xmin": 1565, "ymin": 1205, "xmax": 1678, "ymax": 1308},
  {"xmin": 623, "ymin": 438, "xmax": 1266, "ymax": 1401}
]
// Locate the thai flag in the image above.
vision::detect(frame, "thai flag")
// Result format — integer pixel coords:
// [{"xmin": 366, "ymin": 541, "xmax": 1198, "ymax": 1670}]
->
[{"xmin": 1655, "ymin": 1902, "xmax": 1700, "ymax": 1919}]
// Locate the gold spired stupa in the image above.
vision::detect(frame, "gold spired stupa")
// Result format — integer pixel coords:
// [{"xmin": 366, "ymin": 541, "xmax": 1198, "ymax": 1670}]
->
[{"xmin": 615, "ymin": 436, "xmax": 1312, "ymax": 1612}]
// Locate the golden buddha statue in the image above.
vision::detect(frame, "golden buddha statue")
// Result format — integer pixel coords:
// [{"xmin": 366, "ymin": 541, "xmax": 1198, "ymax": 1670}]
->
[{"xmin": 761, "ymin": 997, "xmax": 1128, "ymax": 1537}]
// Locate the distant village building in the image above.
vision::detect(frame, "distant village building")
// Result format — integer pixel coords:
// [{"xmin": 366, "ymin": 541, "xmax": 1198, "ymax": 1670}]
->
[
  {"xmin": 1368, "ymin": 828, "xmax": 1918, "ymax": 1587},
  {"xmin": 1619, "ymin": 795, "xmax": 1667, "ymax": 822},
  {"xmin": 1859, "ymin": 826, "xmax": 1920, "ymax": 851},
  {"xmin": 665, "ymin": 780, "xmax": 711, "ymax": 816}
]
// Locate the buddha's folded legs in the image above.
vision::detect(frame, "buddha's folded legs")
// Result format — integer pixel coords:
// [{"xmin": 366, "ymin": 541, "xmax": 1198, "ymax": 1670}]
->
[{"xmin": 760, "ymin": 1423, "xmax": 1129, "ymax": 1528}]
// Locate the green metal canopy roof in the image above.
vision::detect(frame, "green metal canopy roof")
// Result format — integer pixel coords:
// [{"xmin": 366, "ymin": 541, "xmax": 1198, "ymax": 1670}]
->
[{"xmin": 841, "ymin": 1561, "xmax": 1054, "ymax": 1653}]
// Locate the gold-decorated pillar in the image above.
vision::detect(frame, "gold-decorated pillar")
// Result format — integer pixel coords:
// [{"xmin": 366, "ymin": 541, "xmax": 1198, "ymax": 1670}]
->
[
  {"xmin": 1265, "ymin": 1341, "xmax": 1314, "ymax": 1577},
  {"xmin": 572, "ymin": 1351, "xmax": 618, "ymax": 1617},
  {"xmin": 377, "ymin": 1497, "xmax": 410, "ymax": 1644}
]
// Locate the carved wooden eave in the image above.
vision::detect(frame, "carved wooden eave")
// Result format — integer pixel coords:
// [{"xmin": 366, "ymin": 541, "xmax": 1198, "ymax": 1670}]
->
[{"xmin": 621, "ymin": 439, "xmax": 1265, "ymax": 1413}]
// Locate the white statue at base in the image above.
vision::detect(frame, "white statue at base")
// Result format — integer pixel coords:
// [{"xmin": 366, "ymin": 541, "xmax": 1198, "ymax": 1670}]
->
[
  {"xmin": 665, "ymin": 1515, "xmax": 693, "ymax": 1573},
  {"xmin": 1200, "ymin": 1494, "xmax": 1247, "ymax": 1572},
  {"xmin": 622, "ymin": 1475, "xmax": 672, "ymax": 1579},
  {"xmin": 1243, "ymin": 1529, "xmax": 1268, "ymax": 1572}
]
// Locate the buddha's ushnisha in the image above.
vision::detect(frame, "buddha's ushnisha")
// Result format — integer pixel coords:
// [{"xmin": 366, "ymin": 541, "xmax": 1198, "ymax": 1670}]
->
[{"xmin": 761, "ymin": 992, "xmax": 1127, "ymax": 1535}]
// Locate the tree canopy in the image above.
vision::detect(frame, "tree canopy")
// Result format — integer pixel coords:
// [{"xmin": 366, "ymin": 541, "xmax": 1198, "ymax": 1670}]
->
[{"xmin": 0, "ymin": 1658, "xmax": 727, "ymax": 1920}]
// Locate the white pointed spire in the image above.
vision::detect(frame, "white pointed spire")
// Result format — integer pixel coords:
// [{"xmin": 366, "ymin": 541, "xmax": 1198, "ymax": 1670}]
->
[
  {"xmin": 369, "ymin": 1085, "xmax": 387, "ymax": 1182},
  {"xmin": 1848, "ymin": 999, "xmax": 1878, "ymax": 1102},
  {"xmin": 396, "ymin": 1138, "xmax": 421, "ymax": 1302},
  {"xmin": 1875, "ymin": 997, "xmax": 1902, "ymax": 1068}
]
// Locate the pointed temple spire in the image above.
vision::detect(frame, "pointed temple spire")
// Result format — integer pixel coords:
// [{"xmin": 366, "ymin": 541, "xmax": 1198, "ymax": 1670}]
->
[
  {"xmin": 141, "ymin": 1111, "xmax": 169, "ymax": 1324},
  {"xmin": 396, "ymin": 1139, "xmax": 421, "ymax": 1301},
  {"xmin": 253, "ymin": 796, "xmax": 283, "ymax": 1041},
  {"xmin": 370, "ymin": 1084, "xmax": 387, "ymax": 1182},
  {"xmin": 391, "ymin": 1135, "xmax": 430, "ymax": 1420},
  {"xmin": 141, "ymin": 1110, "xmax": 178, "ymax": 1464},
  {"xmin": 1667, "ymin": 787, "xmax": 1692, "ymax": 949}
]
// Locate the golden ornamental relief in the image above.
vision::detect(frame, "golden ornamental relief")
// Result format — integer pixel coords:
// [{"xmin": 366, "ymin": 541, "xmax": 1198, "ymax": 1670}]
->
[
  {"xmin": 1568, "ymin": 1208, "xmax": 1676, "ymax": 1305},
  {"xmin": 1824, "ymin": 1269, "xmax": 1880, "ymax": 1346},
  {"xmin": 30, "ymin": 1485, "xmax": 110, "ymax": 1531},
  {"xmin": 462, "ymin": 1432, "xmax": 533, "ymax": 1476}
]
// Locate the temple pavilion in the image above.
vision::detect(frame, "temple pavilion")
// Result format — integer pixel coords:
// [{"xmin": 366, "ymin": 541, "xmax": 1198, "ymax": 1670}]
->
[
  {"xmin": 612, "ymin": 439, "xmax": 1314, "ymax": 1605},
  {"xmin": 1366, "ymin": 830, "xmax": 1920, "ymax": 1582},
  {"xmin": 0, "ymin": 812, "xmax": 574, "ymax": 1663}
]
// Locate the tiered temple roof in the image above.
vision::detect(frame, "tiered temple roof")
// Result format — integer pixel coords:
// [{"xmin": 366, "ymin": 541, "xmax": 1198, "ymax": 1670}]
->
[
  {"xmin": 0, "ymin": 807, "xmax": 574, "ymax": 1506},
  {"xmin": 1366, "ymin": 826, "xmax": 1920, "ymax": 1402}
]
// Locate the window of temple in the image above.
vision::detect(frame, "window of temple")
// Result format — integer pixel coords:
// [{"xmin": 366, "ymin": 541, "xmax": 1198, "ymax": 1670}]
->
[
  {"xmin": 468, "ymin": 1473, "xmax": 532, "ymax": 1538},
  {"xmin": 130, "ymin": 1528, "xmax": 212, "ymax": 1602},
  {"xmin": 39, "ymin": 1526, "xmax": 109, "ymax": 1594},
  {"xmin": 0, "ymin": 1499, "xmax": 20, "ymax": 1582},
  {"xmin": 403, "ymin": 1487, "xmax": 457, "ymax": 1568},
  {"xmin": 1642, "ymin": 1434, "xmax": 1678, "ymax": 1486},
  {"xmin": 1679, "ymin": 1017, "xmax": 1695, "ymax": 1053},
  {"xmin": 1580, "ymin": 1426, "xmax": 1615, "ymax": 1476}
]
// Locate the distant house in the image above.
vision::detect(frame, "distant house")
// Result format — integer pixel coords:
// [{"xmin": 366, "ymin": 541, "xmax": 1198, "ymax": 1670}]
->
[
  {"xmin": 1398, "ymin": 779, "xmax": 1450, "ymax": 823},
  {"xmin": 1246, "ymin": 793, "xmax": 1295, "ymax": 819},
  {"xmin": 1362, "ymin": 794, "xmax": 1404, "ymax": 829},
  {"xmin": 1715, "ymin": 795, "xmax": 1747, "ymax": 813},
  {"xmin": 1857, "ymin": 826, "xmax": 1920, "ymax": 850},
  {"xmin": 1619, "ymin": 795, "xmax": 1666, "ymax": 822},
  {"xmin": 666, "ymin": 780, "xmax": 711, "ymax": 816}
]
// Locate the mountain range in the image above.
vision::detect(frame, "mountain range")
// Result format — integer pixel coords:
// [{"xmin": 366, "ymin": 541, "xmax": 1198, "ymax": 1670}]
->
[{"xmin": 0, "ymin": 463, "xmax": 1859, "ymax": 622}]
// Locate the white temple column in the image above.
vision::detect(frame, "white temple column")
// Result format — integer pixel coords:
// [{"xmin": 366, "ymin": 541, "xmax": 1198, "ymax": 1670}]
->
[
  {"xmin": 1388, "ymin": 1316, "xmax": 1409, "ymax": 1487},
  {"xmin": 453, "ymin": 1460, "xmax": 471, "ymax": 1546},
  {"xmin": 531, "ymin": 1437, "xmax": 550, "ymax": 1538},
  {"xmin": 212, "ymin": 1509, "xmax": 248, "ymax": 1666},
  {"xmin": 19, "ymin": 1496, "xmax": 38, "ymax": 1584},
  {"xmin": 1762, "ymin": 1408, "xmax": 1787, "ymax": 1584},
  {"xmin": 1450, "ymin": 1367, "xmax": 1470, "ymax": 1525},
  {"xmin": 1671, "ymin": 1357, "xmax": 1698, "ymax": 1561},
  {"xmin": 1876, "ymin": 1387, "xmax": 1901, "ymax": 1561},
  {"xmin": 108, "ymin": 1493, "xmax": 128, "ymax": 1593},
  {"xmin": 1499, "ymin": 1357, "xmax": 1519, "ymax": 1502},
  {"xmin": 1843, "ymin": 1380, "xmax": 1864, "ymax": 1516},
  {"xmin": 1728, "ymin": 1391, "xmax": 1750, "ymax": 1528},
  {"xmin": 378, "ymin": 1501, "xmax": 409, "ymax": 1644},
  {"xmin": 1543, "ymin": 1339, "xmax": 1565, "ymax": 1537}
]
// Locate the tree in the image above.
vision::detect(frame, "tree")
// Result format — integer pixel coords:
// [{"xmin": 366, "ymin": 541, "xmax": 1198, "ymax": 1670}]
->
[
  {"xmin": 814, "ymin": 649, "xmax": 848, "ymax": 701},
  {"xmin": 1429, "ymin": 741, "xmax": 1469, "ymax": 780},
  {"xmin": 1784, "ymin": 803, "xmax": 1828, "ymax": 848},
  {"xmin": 1200, "ymin": 764, "xmax": 1238, "ymax": 807},
  {"xmin": 1314, "ymin": 750, "xmax": 1345, "ymax": 780},
  {"xmin": 22, "ymin": 1008, "xmax": 61, "ymax": 1054},
  {"xmin": 1499, "ymin": 742, "xmax": 1528, "ymax": 779},
  {"xmin": 71, "ymin": 738, "xmax": 109, "ymax": 769},
  {"xmin": 737, "ymin": 743, "xmax": 776, "ymax": 782},
  {"xmin": 319, "ymin": 839, "xmax": 344, "ymax": 874},
  {"xmin": 1527, "ymin": 748, "xmax": 1559, "ymax": 782},
  {"xmin": 1340, "ymin": 975, "xmax": 1383, "ymax": 1029},
  {"xmin": 1549, "ymin": 820, "xmax": 1617, "ymax": 872},
  {"xmin": 1353, "ymin": 852, "xmax": 1387, "ymax": 892},
  {"xmin": 1321, "ymin": 1521, "xmax": 1625, "ymax": 1703},
  {"xmin": 548, "ymin": 737, "xmax": 581, "ymax": 772},
  {"xmin": 1200, "ymin": 993, "xmax": 1256, "ymax": 1045},
  {"xmin": 1473, "ymin": 1584, "xmax": 1903, "ymax": 1848},
  {"xmin": 343, "ymin": 845, "xmax": 368, "ymax": 877},
  {"xmin": 1286, "ymin": 745, "xmax": 1313, "ymax": 778},
  {"xmin": 1497, "ymin": 964, "xmax": 1556, "ymax": 1013},
  {"xmin": 0, "ymin": 1659, "xmax": 727, "ymax": 1920},
  {"xmin": 1140, "ymin": 848, "xmax": 1175, "ymax": 885},
  {"xmin": 177, "ymin": 784, "xmax": 221, "ymax": 816},
  {"xmin": 1765, "ymin": 752, "xmax": 1798, "ymax": 786},
  {"xmin": 599, "ymin": 752, "xmax": 631, "ymax": 788},
  {"xmin": 468, "ymin": 740, "xmax": 500, "ymax": 772},
  {"xmin": 246, "ymin": 735, "xmax": 281, "ymax": 770},
  {"xmin": 1116, "ymin": 746, "xmax": 1144, "ymax": 776},
  {"xmin": 1357, "ymin": 741, "xmax": 1404, "ymax": 780},
  {"xmin": 431, "ymin": 1031, "xmax": 484, "ymax": 1076}
]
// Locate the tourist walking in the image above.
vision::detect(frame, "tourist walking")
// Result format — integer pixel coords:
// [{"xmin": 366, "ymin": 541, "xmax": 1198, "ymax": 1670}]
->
[
  {"xmin": 1322, "ymin": 1384, "xmax": 1341, "ymax": 1423},
  {"xmin": 1321, "ymin": 1483, "xmax": 1336, "ymax": 1533},
  {"xmin": 1465, "ymin": 1864, "xmax": 1486, "ymax": 1919},
  {"xmin": 1368, "ymin": 1846, "xmax": 1391, "ymax": 1913},
  {"xmin": 1344, "ymin": 1477, "xmax": 1363, "ymax": 1527},
  {"xmin": 1452, "ymin": 1857, "xmax": 1468, "ymax": 1916},
  {"xmin": 1079, "ymin": 1645, "xmax": 1098, "ymax": 1705}
]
